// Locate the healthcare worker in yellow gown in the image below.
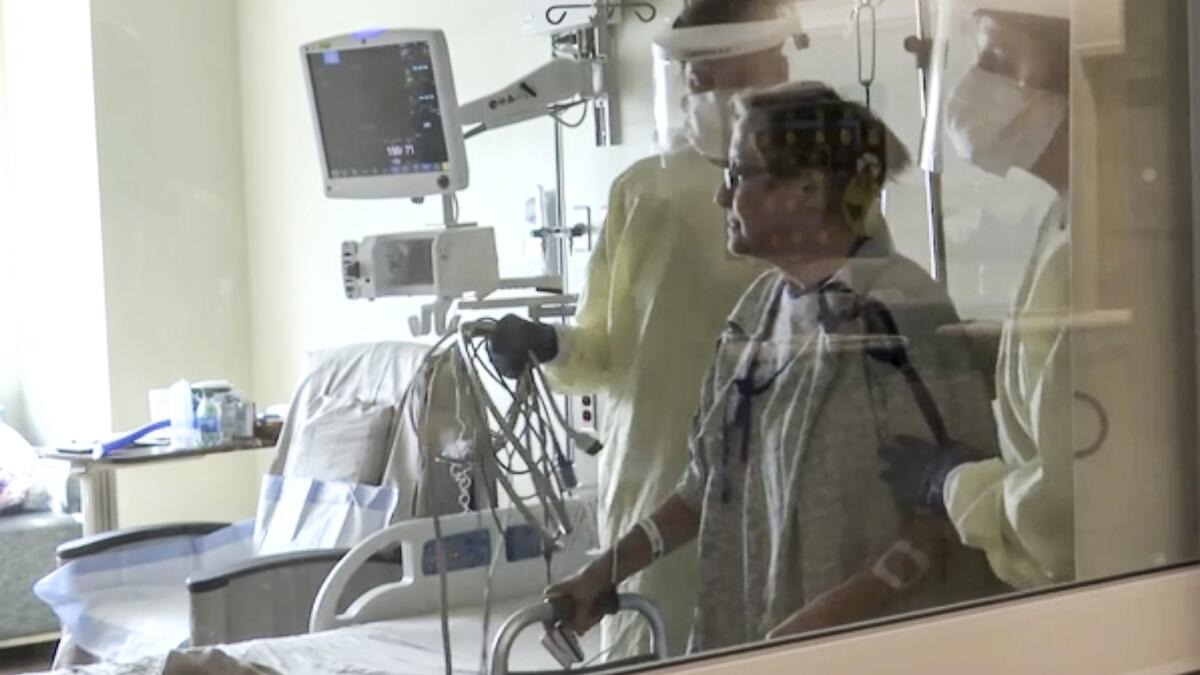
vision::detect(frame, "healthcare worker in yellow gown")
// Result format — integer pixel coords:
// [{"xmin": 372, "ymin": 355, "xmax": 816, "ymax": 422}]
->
[
  {"xmin": 878, "ymin": 0, "xmax": 1075, "ymax": 589},
  {"xmin": 487, "ymin": 0, "xmax": 851, "ymax": 658}
]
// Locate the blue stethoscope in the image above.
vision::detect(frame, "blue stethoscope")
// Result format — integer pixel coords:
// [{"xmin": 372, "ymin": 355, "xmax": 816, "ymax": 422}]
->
[{"xmin": 720, "ymin": 270, "xmax": 951, "ymax": 503}]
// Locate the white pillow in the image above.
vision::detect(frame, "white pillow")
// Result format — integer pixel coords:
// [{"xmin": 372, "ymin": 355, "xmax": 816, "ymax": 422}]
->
[{"xmin": 281, "ymin": 396, "xmax": 395, "ymax": 485}]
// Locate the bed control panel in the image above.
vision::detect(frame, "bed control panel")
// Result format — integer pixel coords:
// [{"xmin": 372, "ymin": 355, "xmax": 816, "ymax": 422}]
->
[
  {"xmin": 419, "ymin": 524, "xmax": 550, "ymax": 575},
  {"xmin": 504, "ymin": 524, "xmax": 545, "ymax": 562},
  {"xmin": 421, "ymin": 530, "xmax": 492, "ymax": 575}
]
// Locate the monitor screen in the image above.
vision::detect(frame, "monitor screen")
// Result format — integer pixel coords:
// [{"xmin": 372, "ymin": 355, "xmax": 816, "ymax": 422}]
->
[
  {"xmin": 381, "ymin": 238, "xmax": 435, "ymax": 287},
  {"xmin": 307, "ymin": 41, "xmax": 451, "ymax": 180}
]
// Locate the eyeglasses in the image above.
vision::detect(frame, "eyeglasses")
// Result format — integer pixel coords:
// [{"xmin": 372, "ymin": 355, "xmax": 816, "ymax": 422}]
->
[{"xmin": 723, "ymin": 163, "xmax": 771, "ymax": 192}]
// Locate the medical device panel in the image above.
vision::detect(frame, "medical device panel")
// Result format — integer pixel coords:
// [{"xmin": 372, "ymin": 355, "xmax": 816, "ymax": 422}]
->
[
  {"xmin": 341, "ymin": 227, "xmax": 500, "ymax": 300},
  {"xmin": 302, "ymin": 30, "xmax": 468, "ymax": 199}
]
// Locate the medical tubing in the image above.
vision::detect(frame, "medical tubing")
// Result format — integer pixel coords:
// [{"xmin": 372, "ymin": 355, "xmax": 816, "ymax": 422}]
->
[
  {"xmin": 531, "ymin": 362, "xmax": 598, "ymax": 465},
  {"xmin": 859, "ymin": 299, "xmax": 952, "ymax": 447},
  {"xmin": 896, "ymin": 361, "xmax": 950, "ymax": 447},
  {"xmin": 456, "ymin": 330, "xmax": 564, "ymax": 545},
  {"xmin": 528, "ymin": 369, "xmax": 578, "ymax": 506},
  {"xmin": 528, "ymin": 391, "xmax": 572, "ymax": 494},
  {"xmin": 431, "ymin": 508, "xmax": 454, "ymax": 675},
  {"xmin": 418, "ymin": 348, "xmax": 456, "ymax": 675},
  {"xmin": 478, "ymin": 493, "xmax": 515, "ymax": 674},
  {"xmin": 549, "ymin": 100, "xmax": 589, "ymax": 128},
  {"xmin": 462, "ymin": 344, "xmax": 570, "ymax": 538},
  {"xmin": 489, "ymin": 375, "xmax": 554, "ymax": 494},
  {"xmin": 371, "ymin": 322, "xmax": 588, "ymax": 674}
]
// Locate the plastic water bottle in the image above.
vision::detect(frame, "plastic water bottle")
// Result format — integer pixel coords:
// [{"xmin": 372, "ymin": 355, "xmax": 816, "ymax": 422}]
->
[
  {"xmin": 169, "ymin": 380, "xmax": 199, "ymax": 447},
  {"xmin": 195, "ymin": 392, "xmax": 223, "ymax": 447}
]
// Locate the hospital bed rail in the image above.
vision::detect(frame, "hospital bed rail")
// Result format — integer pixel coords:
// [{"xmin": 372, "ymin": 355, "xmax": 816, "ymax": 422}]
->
[{"xmin": 311, "ymin": 498, "xmax": 595, "ymax": 633}]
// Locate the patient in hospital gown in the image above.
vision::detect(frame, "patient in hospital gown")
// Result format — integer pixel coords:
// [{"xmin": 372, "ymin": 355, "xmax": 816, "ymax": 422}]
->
[
  {"xmin": 548, "ymin": 83, "xmax": 1006, "ymax": 653},
  {"xmin": 676, "ymin": 240, "xmax": 1006, "ymax": 650}
]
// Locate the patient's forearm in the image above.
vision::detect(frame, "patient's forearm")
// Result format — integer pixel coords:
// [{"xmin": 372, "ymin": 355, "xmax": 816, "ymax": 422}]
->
[{"xmin": 586, "ymin": 493, "xmax": 700, "ymax": 586}]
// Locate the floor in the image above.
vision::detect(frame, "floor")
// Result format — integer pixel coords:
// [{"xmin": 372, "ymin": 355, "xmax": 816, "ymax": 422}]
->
[{"xmin": 0, "ymin": 643, "xmax": 55, "ymax": 675}]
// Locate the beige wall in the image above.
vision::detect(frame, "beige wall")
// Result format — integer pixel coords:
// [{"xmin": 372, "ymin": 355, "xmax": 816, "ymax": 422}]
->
[
  {"xmin": 90, "ymin": 0, "xmax": 269, "ymax": 526},
  {"xmin": 1, "ymin": 0, "xmax": 267, "ymax": 525}
]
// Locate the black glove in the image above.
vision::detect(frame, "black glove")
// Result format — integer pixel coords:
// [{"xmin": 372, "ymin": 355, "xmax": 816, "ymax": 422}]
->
[
  {"xmin": 488, "ymin": 315, "xmax": 559, "ymax": 379},
  {"xmin": 878, "ymin": 435, "xmax": 973, "ymax": 515}
]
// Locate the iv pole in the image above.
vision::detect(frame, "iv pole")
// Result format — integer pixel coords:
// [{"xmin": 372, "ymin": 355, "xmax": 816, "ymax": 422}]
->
[{"xmin": 909, "ymin": 0, "xmax": 948, "ymax": 285}]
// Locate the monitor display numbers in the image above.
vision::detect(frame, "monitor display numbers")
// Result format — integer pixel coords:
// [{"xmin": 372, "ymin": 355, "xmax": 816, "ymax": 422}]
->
[{"xmin": 308, "ymin": 41, "xmax": 451, "ymax": 179}]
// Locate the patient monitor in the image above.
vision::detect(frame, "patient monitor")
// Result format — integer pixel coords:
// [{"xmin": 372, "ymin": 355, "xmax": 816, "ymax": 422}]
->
[{"xmin": 302, "ymin": 30, "xmax": 468, "ymax": 200}]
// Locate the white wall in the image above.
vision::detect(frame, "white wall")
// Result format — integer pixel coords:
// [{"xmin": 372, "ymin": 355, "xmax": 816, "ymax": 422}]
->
[
  {"xmin": 90, "ymin": 0, "xmax": 268, "ymax": 526},
  {"xmin": 3, "ymin": 0, "xmax": 113, "ymax": 444},
  {"xmin": 0, "ymin": 1, "xmax": 22, "ymax": 431}
]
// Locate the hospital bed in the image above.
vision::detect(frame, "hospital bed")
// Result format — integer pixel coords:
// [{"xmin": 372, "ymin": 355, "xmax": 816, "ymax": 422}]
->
[{"xmin": 33, "ymin": 498, "xmax": 667, "ymax": 675}]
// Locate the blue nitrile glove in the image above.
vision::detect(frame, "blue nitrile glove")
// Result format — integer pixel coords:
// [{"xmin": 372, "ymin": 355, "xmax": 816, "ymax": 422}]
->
[
  {"xmin": 878, "ymin": 435, "xmax": 974, "ymax": 515},
  {"xmin": 488, "ymin": 315, "xmax": 559, "ymax": 379}
]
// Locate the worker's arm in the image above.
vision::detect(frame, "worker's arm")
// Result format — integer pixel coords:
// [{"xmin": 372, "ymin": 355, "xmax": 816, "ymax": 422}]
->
[
  {"xmin": 542, "ymin": 176, "xmax": 629, "ymax": 393},
  {"xmin": 883, "ymin": 333, "xmax": 1074, "ymax": 589},
  {"xmin": 945, "ymin": 431, "xmax": 1074, "ymax": 587},
  {"xmin": 488, "ymin": 179, "xmax": 627, "ymax": 387},
  {"xmin": 946, "ymin": 312, "xmax": 1076, "ymax": 589},
  {"xmin": 545, "ymin": 494, "xmax": 700, "ymax": 634}
]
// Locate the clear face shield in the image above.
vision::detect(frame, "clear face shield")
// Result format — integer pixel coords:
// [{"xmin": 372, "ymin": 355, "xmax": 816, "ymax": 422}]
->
[
  {"xmin": 914, "ymin": 0, "xmax": 1070, "ymax": 310},
  {"xmin": 651, "ymin": 16, "xmax": 809, "ymax": 162},
  {"xmin": 918, "ymin": 0, "xmax": 1070, "ymax": 178}
]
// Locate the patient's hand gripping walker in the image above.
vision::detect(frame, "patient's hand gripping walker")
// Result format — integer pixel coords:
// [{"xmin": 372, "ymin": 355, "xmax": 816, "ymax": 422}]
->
[{"xmin": 490, "ymin": 592, "xmax": 668, "ymax": 675}]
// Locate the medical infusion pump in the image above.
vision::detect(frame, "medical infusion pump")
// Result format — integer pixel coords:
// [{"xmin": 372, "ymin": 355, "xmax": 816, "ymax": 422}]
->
[{"xmin": 342, "ymin": 227, "xmax": 500, "ymax": 301}]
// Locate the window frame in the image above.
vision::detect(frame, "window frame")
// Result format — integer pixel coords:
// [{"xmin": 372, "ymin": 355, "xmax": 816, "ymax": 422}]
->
[{"xmin": 654, "ymin": 564, "xmax": 1200, "ymax": 673}]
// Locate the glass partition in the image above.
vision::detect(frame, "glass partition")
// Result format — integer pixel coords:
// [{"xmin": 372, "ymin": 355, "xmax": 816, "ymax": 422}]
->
[{"xmin": 2, "ymin": 0, "xmax": 1199, "ymax": 673}]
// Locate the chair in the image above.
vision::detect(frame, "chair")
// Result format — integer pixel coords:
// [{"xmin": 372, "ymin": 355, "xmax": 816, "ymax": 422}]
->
[{"xmin": 44, "ymin": 341, "xmax": 488, "ymax": 665}]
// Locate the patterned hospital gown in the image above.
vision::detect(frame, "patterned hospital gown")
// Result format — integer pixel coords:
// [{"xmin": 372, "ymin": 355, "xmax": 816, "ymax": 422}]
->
[{"xmin": 675, "ymin": 242, "xmax": 1008, "ymax": 652}]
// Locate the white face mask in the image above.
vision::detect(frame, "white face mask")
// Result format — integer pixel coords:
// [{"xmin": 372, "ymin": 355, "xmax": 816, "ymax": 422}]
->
[
  {"xmin": 683, "ymin": 89, "xmax": 737, "ymax": 161},
  {"xmin": 946, "ymin": 66, "xmax": 1067, "ymax": 177}
]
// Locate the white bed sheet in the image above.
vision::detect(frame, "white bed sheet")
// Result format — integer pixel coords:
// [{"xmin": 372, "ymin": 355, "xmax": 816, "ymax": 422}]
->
[{"xmin": 38, "ymin": 597, "xmax": 604, "ymax": 675}]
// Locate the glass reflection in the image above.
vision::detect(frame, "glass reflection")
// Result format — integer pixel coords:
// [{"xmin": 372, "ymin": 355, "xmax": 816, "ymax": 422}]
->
[{"xmin": 7, "ymin": 0, "xmax": 1200, "ymax": 672}]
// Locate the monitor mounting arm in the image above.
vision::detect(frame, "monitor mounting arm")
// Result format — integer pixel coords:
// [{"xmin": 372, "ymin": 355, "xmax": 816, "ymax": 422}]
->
[
  {"xmin": 458, "ymin": 0, "xmax": 657, "ymax": 146},
  {"xmin": 459, "ymin": 58, "xmax": 599, "ymax": 136}
]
